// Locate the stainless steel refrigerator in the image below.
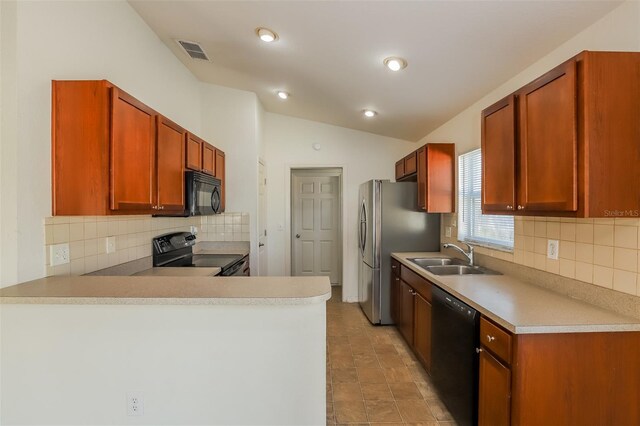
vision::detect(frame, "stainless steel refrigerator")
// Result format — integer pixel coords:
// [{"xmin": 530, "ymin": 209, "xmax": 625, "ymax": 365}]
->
[{"xmin": 358, "ymin": 180, "xmax": 440, "ymax": 324}]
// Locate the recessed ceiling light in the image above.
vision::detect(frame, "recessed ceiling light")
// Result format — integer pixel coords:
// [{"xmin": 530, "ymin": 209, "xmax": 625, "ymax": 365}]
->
[
  {"xmin": 256, "ymin": 27, "xmax": 278, "ymax": 43},
  {"xmin": 384, "ymin": 57, "xmax": 407, "ymax": 71},
  {"xmin": 363, "ymin": 109, "xmax": 377, "ymax": 118},
  {"xmin": 277, "ymin": 91, "xmax": 289, "ymax": 100}
]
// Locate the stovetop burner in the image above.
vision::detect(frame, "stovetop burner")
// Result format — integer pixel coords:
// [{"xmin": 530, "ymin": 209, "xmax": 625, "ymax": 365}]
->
[{"xmin": 152, "ymin": 232, "xmax": 247, "ymax": 276}]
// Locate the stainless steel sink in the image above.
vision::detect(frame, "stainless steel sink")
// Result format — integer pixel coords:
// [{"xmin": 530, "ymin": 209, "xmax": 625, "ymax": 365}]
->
[
  {"xmin": 408, "ymin": 257, "xmax": 466, "ymax": 268},
  {"xmin": 425, "ymin": 265, "xmax": 502, "ymax": 276}
]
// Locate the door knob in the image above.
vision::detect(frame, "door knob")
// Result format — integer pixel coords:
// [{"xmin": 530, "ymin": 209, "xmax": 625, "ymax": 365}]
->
[
  {"xmin": 259, "ymin": 243, "xmax": 265, "ymax": 247},
  {"xmin": 296, "ymin": 234, "xmax": 301, "ymax": 238}
]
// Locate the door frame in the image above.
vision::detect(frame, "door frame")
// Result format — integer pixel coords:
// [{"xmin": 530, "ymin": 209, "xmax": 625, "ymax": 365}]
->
[
  {"xmin": 257, "ymin": 158, "xmax": 267, "ymax": 276},
  {"xmin": 286, "ymin": 165, "xmax": 345, "ymax": 287}
]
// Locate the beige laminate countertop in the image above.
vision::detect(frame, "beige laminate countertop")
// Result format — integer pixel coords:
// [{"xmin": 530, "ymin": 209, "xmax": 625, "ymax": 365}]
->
[
  {"xmin": 0, "ymin": 275, "xmax": 331, "ymax": 306},
  {"xmin": 392, "ymin": 252, "xmax": 640, "ymax": 334}
]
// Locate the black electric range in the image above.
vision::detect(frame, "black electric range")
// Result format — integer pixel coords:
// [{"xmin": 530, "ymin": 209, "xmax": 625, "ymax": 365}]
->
[{"xmin": 153, "ymin": 232, "xmax": 249, "ymax": 276}]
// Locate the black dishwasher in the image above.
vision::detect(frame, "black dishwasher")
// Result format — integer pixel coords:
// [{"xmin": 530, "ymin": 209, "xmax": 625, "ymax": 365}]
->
[{"xmin": 431, "ymin": 285, "xmax": 480, "ymax": 426}]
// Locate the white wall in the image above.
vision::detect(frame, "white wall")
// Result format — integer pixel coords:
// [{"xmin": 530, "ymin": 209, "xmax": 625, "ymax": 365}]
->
[
  {"xmin": 419, "ymin": 0, "xmax": 640, "ymax": 154},
  {"xmin": 1, "ymin": 0, "xmax": 19, "ymax": 286},
  {"xmin": 2, "ymin": 302, "xmax": 326, "ymax": 425},
  {"xmin": 0, "ymin": 1, "xmax": 268, "ymax": 287},
  {"xmin": 200, "ymin": 84, "xmax": 261, "ymax": 271},
  {"xmin": 1, "ymin": 0, "xmax": 203, "ymax": 287},
  {"xmin": 265, "ymin": 113, "xmax": 418, "ymax": 301}
]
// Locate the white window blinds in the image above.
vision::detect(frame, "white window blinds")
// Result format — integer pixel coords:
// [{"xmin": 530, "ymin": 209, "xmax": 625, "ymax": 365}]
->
[{"xmin": 458, "ymin": 149, "xmax": 514, "ymax": 250}]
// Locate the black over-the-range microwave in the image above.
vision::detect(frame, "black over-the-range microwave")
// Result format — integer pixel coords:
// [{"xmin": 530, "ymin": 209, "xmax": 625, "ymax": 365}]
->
[{"xmin": 184, "ymin": 171, "xmax": 222, "ymax": 216}]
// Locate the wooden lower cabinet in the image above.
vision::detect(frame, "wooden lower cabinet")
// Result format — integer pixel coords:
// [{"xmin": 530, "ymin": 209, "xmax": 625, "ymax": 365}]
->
[
  {"xmin": 390, "ymin": 263, "xmax": 401, "ymax": 325},
  {"xmin": 479, "ymin": 316, "xmax": 640, "ymax": 426},
  {"xmin": 391, "ymin": 258, "xmax": 433, "ymax": 373},
  {"xmin": 399, "ymin": 280, "xmax": 415, "ymax": 344},
  {"xmin": 413, "ymin": 292, "xmax": 432, "ymax": 372},
  {"xmin": 478, "ymin": 349, "xmax": 511, "ymax": 426}
]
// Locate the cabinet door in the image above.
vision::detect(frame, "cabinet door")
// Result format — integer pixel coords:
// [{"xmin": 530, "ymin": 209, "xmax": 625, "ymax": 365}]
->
[
  {"xmin": 482, "ymin": 95, "xmax": 517, "ymax": 213},
  {"xmin": 156, "ymin": 116, "xmax": 185, "ymax": 214},
  {"xmin": 413, "ymin": 292, "xmax": 432, "ymax": 373},
  {"xmin": 110, "ymin": 88, "xmax": 156, "ymax": 211},
  {"xmin": 417, "ymin": 146, "xmax": 427, "ymax": 210},
  {"xmin": 395, "ymin": 159, "xmax": 405, "ymax": 181},
  {"xmin": 202, "ymin": 143, "xmax": 215, "ymax": 175},
  {"xmin": 215, "ymin": 149, "xmax": 226, "ymax": 212},
  {"xmin": 518, "ymin": 60, "xmax": 577, "ymax": 212},
  {"xmin": 399, "ymin": 280, "xmax": 415, "ymax": 345},
  {"xmin": 424, "ymin": 144, "xmax": 455, "ymax": 213},
  {"xmin": 478, "ymin": 349, "xmax": 511, "ymax": 426},
  {"xmin": 404, "ymin": 152, "xmax": 417, "ymax": 175},
  {"xmin": 186, "ymin": 133, "xmax": 202, "ymax": 171},
  {"xmin": 390, "ymin": 274, "xmax": 401, "ymax": 325}
]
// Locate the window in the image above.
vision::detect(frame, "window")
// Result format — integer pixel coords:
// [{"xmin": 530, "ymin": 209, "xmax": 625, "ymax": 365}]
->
[{"xmin": 458, "ymin": 149, "xmax": 514, "ymax": 250}]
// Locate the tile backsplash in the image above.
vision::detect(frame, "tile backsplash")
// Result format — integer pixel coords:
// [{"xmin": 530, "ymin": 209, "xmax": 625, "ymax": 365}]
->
[
  {"xmin": 442, "ymin": 214, "xmax": 640, "ymax": 297},
  {"xmin": 44, "ymin": 213, "xmax": 250, "ymax": 276}
]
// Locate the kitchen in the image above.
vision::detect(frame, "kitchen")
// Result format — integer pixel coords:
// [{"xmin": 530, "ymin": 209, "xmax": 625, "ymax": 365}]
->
[{"xmin": 1, "ymin": 1, "xmax": 640, "ymax": 425}]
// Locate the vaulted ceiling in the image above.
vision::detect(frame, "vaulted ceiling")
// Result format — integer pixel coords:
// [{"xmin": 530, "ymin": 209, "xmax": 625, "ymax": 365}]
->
[{"xmin": 130, "ymin": 1, "xmax": 620, "ymax": 141}]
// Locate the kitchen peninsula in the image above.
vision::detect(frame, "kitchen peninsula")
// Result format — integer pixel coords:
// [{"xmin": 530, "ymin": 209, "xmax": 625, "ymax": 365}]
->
[{"xmin": 0, "ymin": 276, "xmax": 331, "ymax": 425}]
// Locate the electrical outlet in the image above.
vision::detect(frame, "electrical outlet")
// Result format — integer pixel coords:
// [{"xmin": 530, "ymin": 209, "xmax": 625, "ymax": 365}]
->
[
  {"xmin": 451, "ymin": 217, "xmax": 457, "ymax": 227},
  {"xmin": 105, "ymin": 236, "xmax": 116, "ymax": 254},
  {"xmin": 547, "ymin": 240, "xmax": 559, "ymax": 260},
  {"xmin": 190, "ymin": 225, "xmax": 198, "ymax": 235},
  {"xmin": 445, "ymin": 227, "xmax": 452, "ymax": 238},
  {"xmin": 127, "ymin": 393, "xmax": 144, "ymax": 417},
  {"xmin": 50, "ymin": 243, "xmax": 70, "ymax": 266}
]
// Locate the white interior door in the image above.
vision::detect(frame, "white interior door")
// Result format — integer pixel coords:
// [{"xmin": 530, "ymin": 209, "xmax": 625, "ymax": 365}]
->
[
  {"xmin": 258, "ymin": 161, "xmax": 267, "ymax": 275},
  {"xmin": 291, "ymin": 170, "xmax": 341, "ymax": 284}
]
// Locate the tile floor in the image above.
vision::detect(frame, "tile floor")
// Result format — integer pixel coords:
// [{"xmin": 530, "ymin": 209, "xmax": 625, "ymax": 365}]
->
[{"xmin": 326, "ymin": 287, "xmax": 456, "ymax": 425}]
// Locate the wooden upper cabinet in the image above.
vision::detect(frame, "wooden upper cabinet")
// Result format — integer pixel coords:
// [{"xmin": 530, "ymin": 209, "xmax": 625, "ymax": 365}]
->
[
  {"xmin": 215, "ymin": 149, "xmax": 226, "ymax": 212},
  {"xmin": 404, "ymin": 152, "xmax": 417, "ymax": 175},
  {"xmin": 52, "ymin": 80, "xmax": 111, "ymax": 215},
  {"xmin": 395, "ymin": 159, "xmax": 405, "ymax": 181},
  {"xmin": 185, "ymin": 133, "xmax": 203, "ymax": 171},
  {"xmin": 518, "ymin": 60, "xmax": 577, "ymax": 212},
  {"xmin": 156, "ymin": 116, "xmax": 185, "ymax": 214},
  {"xmin": 481, "ymin": 95, "xmax": 517, "ymax": 213},
  {"xmin": 202, "ymin": 142, "xmax": 215, "ymax": 176},
  {"xmin": 418, "ymin": 143, "xmax": 455, "ymax": 213},
  {"xmin": 109, "ymin": 87, "xmax": 156, "ymax": 212},
  {"xmin": 481, "ymin": 51, "xmax": 639, "ymax": 217}
]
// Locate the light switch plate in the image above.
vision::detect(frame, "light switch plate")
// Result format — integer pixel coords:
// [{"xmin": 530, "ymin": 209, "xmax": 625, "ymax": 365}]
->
[
  {"xmin": 105, "ymin": 236, "xmax": 116, "ymax": 254},
  {"xmin": 50, "ymin": 243, "xmax": 70, "ymax": 266},
  {"xmin": 445, "ymin": 227, "xmax": 452, "ymax": 238},
  {"xmin": 547, "ymin": 240, "xmax": 559, "ymax": 260},
  {"xmin": 190, "ymin": 225, "xmax": 198, "ymax": 235}
]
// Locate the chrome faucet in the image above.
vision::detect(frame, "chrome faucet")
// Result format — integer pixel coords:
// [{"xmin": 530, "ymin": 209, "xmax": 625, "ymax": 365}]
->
[{"xmin": 443, "ymin": 242, "xmax": 475, "ymax": 266}]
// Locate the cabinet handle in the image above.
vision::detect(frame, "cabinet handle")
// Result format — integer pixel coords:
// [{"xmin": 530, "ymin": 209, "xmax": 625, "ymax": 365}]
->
[
  {"xmin": 151, "ymin": 206, "xmax": 157, "ymax": 210},
  {"xmin": 517, "ymin": 205, "xmax": 524, "ymax": 210},
  {"xmin": 506, "ymin": 205, "xmax": 513, "ymax": 210},
  {"xmin": 392, "ymin": 265, "xmax": 396, "ymax": 269},
  {"xmin": 486, "ymin": 334, "xmax": 496, "ymax": 342},
  {"xmin": 476, "ymin": 348, "xmax": 483, "ymax": 353}
]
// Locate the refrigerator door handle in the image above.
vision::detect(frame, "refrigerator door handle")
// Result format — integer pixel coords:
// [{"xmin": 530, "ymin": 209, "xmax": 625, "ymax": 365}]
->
[{"xmin": 359, "ymin": 199, "xmax": 367, "ymax": 256}]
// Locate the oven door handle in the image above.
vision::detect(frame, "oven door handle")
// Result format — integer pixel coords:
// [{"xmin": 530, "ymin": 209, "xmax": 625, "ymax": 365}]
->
[{"xmin": 223, "ymin": 261, "xmax": 244, "ymax": 276}]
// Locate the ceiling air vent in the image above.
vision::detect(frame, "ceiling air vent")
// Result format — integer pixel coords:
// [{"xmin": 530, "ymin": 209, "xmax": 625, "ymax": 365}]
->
[{"xmin": 176, "ymin": 40, "xmax": 210, "ymax": 61}]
